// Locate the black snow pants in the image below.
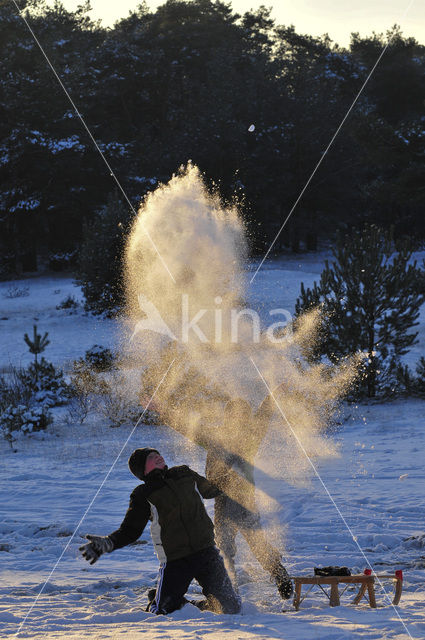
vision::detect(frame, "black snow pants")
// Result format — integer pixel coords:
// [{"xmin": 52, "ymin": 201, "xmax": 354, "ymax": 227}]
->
[{"xmin": 149, "ymin": 545, "xmax": 241, "ymax": 615}]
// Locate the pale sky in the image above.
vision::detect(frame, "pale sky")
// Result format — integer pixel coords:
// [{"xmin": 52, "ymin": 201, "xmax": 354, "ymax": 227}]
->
[{"xmin": 46, "ymin": 0, "xmax": 424, "ymax": 46}]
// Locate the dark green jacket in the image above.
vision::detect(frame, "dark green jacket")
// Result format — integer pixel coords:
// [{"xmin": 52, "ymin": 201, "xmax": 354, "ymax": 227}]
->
[{"xmin": 109, "ymin": 465, "xmax": 220, "ymax": 562}]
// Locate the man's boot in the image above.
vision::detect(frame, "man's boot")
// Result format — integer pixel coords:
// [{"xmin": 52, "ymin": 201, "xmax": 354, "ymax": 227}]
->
[
  {"xmin": 145, "ymin": 588, "xmax": 157, "ymax": 611},
  {"xmin": 146, "ymin": 587, "xmax": 191, "ymax": 612},
  {"xmin": 271, "ymin": 564, "xmax": 293, "ymax": 600}
]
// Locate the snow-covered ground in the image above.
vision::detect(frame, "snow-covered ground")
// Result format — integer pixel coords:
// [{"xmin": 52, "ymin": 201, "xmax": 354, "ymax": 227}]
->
[
  {"xmin": 0, "ymin": 277, "xmax": 118, "ymax": 372},
  {"xmin": 1, "ymin": 256, "xmax": 424, "ymax": 639}
]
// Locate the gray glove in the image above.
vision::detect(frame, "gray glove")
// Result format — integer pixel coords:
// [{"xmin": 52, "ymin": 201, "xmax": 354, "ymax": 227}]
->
[{"xmin": 79, "ymin": 534, "xmax": 114, "ymax": 565}]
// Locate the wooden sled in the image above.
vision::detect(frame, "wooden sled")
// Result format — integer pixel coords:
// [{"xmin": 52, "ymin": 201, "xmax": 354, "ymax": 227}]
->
[{"xmin": 291, "ymin": 569, "xmax": 403, "ymax": 610}]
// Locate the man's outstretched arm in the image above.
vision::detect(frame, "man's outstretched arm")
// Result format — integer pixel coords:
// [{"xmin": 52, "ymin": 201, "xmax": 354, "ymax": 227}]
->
[
  {"xmin": 79, "ymin": 487, "xmax": 150, "ymax": 564},
  {"xmin": 108, "ymin": 487, "xmax": 151, "ymax": 549}
]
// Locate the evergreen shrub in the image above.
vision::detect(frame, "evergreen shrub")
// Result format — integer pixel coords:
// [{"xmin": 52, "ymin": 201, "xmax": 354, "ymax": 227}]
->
[
  {"xmin": 56, "ymin": 295, "xmax": 79, "ymax": 312},
  {"xmin": 0, "ymin": 403, "xmax": 52, "ymax": 448},
  {"xmin": 75, "ymin": 192, "xmax": 130, "ymax": 315},
  {"xmin": 84, "ymin": 345, "xmax": 115, "ymax": 372},
  {"xmin": 17, "ymin": 358, "xmax": 70, "ymax": 406}
]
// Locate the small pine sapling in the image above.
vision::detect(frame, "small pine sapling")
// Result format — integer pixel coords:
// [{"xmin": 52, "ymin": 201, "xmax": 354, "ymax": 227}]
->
[{"xmin": 24, "ymin": 326, "xmax": 50, "ymax": 381}]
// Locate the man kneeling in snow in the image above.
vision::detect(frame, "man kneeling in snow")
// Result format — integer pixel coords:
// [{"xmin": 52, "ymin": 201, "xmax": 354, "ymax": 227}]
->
[{"xmin": 79, "ymin": 447, "xmax": 241, "ymax": 615}]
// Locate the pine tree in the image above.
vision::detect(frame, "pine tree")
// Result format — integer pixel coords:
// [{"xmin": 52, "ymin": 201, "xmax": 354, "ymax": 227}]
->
[
  {"xmin": 295, "ymin": 225, "xmax": 424, "ymax": 397},
  {"xmin": 23, "ymin": 325, "xmax": 50, "ymax": 381},
  {"xmin": 75, "ymin": 191, "xmax": 132, "ymax": 315}
]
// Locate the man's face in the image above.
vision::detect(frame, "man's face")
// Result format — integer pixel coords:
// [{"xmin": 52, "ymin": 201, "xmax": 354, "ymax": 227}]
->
[{"xmin": 144, "ymin": 451, "xmax": 166, "ymax": 476}]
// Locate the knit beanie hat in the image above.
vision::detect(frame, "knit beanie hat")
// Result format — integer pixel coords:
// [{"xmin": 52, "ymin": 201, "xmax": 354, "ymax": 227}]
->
[{"xmin": 128, "ymin": 447, "xmax": 159, "ymax": 480}]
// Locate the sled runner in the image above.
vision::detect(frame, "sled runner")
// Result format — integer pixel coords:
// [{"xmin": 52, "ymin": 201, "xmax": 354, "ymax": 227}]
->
[{"xmin": 291, "ymin": 569, "xmax": 403, "ymax": 610}]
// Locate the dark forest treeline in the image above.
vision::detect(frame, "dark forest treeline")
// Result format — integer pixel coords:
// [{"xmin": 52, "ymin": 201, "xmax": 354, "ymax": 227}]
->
[{"xmin": 1, "ymin": 0, "xmax": 424, "ymax": 274}]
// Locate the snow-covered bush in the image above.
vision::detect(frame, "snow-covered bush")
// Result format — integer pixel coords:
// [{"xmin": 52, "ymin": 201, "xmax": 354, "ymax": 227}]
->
[
  {"xmin": 17, "ymin": 358, "xmax": 70, "ymax": 407},
  {"xmin": 70, "ymin": 358, "xmax": 110, "ymax": 394},
  {"xmin": 0, "ymin": 369, "xmax": 33, "ymax": 411},
  {"xmin": 67, "ymin": 358, "xmax": 110, "ymax": 424},
  {"xmin": 96, "ymin": 373, "xmax": 141, "ymax": 428},
  {"xmin": 0, "ymin": 361, "xmax": 69, "ymax": 413},
  {"xmin": 56, "ymin": 295, "xmax": 79, "ymax": 312},
  {"xmin": 68, "ymin": 361, "xmax": 159, "ymax": 427},
  {"xmin": 66, "ymin": 392, "xmax": 93, "ymax": 425},
  {"xmin": 0, "ymin": 403, "xmax": 52, "ymax": 446},
  {"xmin": 84, "ymin": 345, "xmax": 114, "ymax": 372},
  {"xmin": 2, "ymin": 285, "xmax": 30, "ymax": 299},
  {"xmin": 97, "ymin": 393, "xmax": 134, "ymax": 428}
]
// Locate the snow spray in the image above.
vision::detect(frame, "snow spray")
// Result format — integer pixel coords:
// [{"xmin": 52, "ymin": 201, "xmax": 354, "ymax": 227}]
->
[{"xmin": 122, "ymin": 163, "xmax": 361, "ymax": 565}]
